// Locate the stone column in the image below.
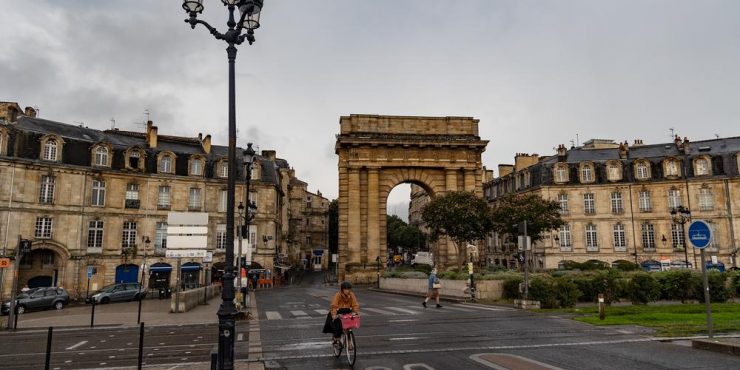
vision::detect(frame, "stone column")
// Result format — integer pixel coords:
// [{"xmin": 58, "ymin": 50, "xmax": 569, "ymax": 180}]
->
[
  {"xmin": 347, "ymin": 168, "xmax": 361, "ymax": 265},
  {"xmin": 445, "ymin": 169, "xmax": 457, "ymax": 192},
  {"xmin": 464, "ymin": 168, "xmax": 475, "ymax": 192},
  {"xmin": 367, "ymin": 169, "xmax": 380, "ymax": 266}
]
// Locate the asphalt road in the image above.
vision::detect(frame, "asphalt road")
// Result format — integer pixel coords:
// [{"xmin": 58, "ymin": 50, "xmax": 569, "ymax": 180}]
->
[
  {"xmin": 0, "ymin": 322, "xmax": 251, "ymax": 369},
  {"xmin": 252, "ymin": 272, "xmax": 740, "ymax": 370}
]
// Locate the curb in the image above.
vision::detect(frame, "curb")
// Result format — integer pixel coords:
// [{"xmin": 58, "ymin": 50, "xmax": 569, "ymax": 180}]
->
[
  {"xmin": 367, "ymin": 287, "xmax": 467, "ymax": 303},
  {"xmin": 691, "ymin": 338, "xmax": 740, "ymax": 356}
]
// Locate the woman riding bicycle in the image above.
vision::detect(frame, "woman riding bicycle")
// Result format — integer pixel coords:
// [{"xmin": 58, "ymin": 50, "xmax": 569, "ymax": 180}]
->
[{"xmin": 322, "ymin": 281, "xmax": 360, "ymax": 344}]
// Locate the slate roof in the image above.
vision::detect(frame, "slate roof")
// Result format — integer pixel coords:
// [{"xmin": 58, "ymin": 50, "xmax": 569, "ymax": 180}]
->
[{"xmin": 8, "ymin": 116, "xmax": 287, "ymax": 186}]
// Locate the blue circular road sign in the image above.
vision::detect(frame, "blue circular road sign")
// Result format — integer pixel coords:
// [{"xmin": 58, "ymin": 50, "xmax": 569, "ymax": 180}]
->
[{"xmin": 687, "ymin": 220, "xmax": 713, "ymax": 249}]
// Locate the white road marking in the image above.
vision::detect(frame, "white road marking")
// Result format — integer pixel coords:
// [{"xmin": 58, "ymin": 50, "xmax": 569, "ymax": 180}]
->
[
  {"xmin": 64, "ymin": 361, "xmax": 72, "ymax": 364},
  {"xmin": 456, "ymin": 304, "xmax": 511, "ymax": 311},
  {"xmin": 290, "ymin": 310, "xmax": 308, "ymax": 317},
  {"xmin": 364, "ymin": 307, "xmax": 397, "ymax": 315},
  {"xmin": 389, "ymin": 337, "xmax": 420, "ymax": 341},
  {"xmin": 436, "ymin": 305, "xmax": 474, "ymax": 312},
  {"xmin": 387, "ymin": 307, "xmax": 419, "ymax": 314},
  {"xmin": 470, "ymin": 353, "xmax": 564, "ymax": 370},
  {"xmin": 66, "ymin": 341, "xmax": 87, "ymax": 350},
  {"xmin": 108, "ymin": 356, "xmax": 116, "ymax": 359},
  {"xmin": 389, "ymin": 319, "xmax": 418, "ymax": 323},
  {"xmin": 403, "ymin": 364, "xmax": 435, "ymax": 370},
  {"xmin": 314, "ymin": 309, "xmax": 329, "ymax": 315},
  {"xmin": 266, "ymin": 311, "xmax": 283, "ymax": 320}
]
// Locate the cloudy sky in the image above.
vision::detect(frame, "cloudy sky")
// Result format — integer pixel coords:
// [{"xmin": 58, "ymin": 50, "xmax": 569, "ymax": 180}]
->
[{"xmin": 3, "ymin": 1, "xmax": 740, "ymax": 221}]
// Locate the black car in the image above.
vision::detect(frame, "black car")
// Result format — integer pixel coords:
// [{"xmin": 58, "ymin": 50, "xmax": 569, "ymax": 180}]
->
[{"xmin": 1, "ymin": 287, "xmax": 70, "ymax": 314}]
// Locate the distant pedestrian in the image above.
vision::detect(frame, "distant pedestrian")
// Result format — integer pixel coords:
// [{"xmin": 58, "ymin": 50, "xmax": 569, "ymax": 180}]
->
[
  {"xmin": 422, "ymin": 268, "xmax": 442, "ymax": 308},
  {"xmin": 251, "ymin": 272, "xmax": 259, "ymax": 291}
]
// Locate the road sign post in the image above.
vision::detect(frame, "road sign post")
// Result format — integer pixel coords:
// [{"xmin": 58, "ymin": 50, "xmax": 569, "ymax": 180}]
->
[{"xmin": 688, "ymin": 220, "xmax": 714, "ymax": 338}]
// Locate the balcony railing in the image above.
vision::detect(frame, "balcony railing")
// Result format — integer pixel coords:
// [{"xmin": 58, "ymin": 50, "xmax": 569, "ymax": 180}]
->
[{"xmin": 125, "ymin": 199, "xmax": 140, "ymax": 209}]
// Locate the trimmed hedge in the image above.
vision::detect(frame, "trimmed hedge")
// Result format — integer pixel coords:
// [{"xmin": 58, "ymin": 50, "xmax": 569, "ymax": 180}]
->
[{"xmin": 628, "ymin": 273, "xmax": 661, "ymax": 304}]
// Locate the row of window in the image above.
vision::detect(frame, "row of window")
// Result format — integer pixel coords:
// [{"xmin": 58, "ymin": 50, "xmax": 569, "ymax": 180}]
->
[
  {"xmin": 557, "ymin": 222, "xmax": 719, "ymax": 251},
  {"xmin": 36, "ymin": 217, "xmax": 257, "ymax": 250},
  {"xmin": 39, "ymin": 137, "xmax": 239, "ymax": 178},
  {"xmin": 556, "ymin": 188, "xmax": 715, "ymax": 215},
  {"xmin": 553, "ymin": 157, "xmax": 714, "ymax": 184},
  {"xmin": 39, "ymin": 177, "xmax": 254, "ymax": 212}
]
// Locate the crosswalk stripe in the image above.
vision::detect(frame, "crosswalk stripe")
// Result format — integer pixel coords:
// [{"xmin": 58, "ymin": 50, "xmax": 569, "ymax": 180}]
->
[
  {"xmin": 265, "ymin": 311, "xmax": 283, "ymax": 320},
  {"xmin": 364, "ymin": 307, "xmax": 397, "ymax": 315},
  {"xmin": 290, "ymin": 310, "xmax": 308, "ymax": 317},
  {"xmin": 436, "ymin": 305, "xmax": 475, "ymax": 312},
  {"xmin": 386, "ymin": 307, "xmax": 419, "ymax": 314},
  {"xmin": 314, "ymin": 309, "xmax": 329, "ymax": 315},
  {"xmin": 454, "ymin": 304, "xmax": 510, "ymax": 311}
]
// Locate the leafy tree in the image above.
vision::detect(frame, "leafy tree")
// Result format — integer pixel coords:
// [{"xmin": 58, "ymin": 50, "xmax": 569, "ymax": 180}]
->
[
  {"xmin": 489, "ymin": 193, "xmax": 565, "ymax": 243},
  {"xmin": 387, "ymin": 215, "xmax": 426, "ymax": 253},
  {"xmin": 421, "ymin": 191, "xmax": 494, "ymax": 269},
  {"xmin": 328, "ymin": 199, "xmax": 338, "ymax": 255}
]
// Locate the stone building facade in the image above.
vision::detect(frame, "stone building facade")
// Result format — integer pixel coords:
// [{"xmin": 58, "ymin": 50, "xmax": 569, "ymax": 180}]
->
[
  {"xmin": 0, "ymin": 103, "xmax": 326, "ymax": 299},
  {"xmin": 288, "ymin": 178, "xmax": 330, "ymax": 271},
  {"xmin": 484, "ymin": 137, "xmax": 740, "ymax": 271}
]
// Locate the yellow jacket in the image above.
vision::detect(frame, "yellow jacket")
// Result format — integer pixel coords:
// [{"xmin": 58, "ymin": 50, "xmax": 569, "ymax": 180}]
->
[{"xmin": 330, "ymin": 291, "xmax": 360, "ymax": 318}]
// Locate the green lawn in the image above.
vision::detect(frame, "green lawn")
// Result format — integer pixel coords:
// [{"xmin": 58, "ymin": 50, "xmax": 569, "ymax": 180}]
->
[{"xmin": 542, "ymin": 303, "xmax": 740, "ymax": 337}]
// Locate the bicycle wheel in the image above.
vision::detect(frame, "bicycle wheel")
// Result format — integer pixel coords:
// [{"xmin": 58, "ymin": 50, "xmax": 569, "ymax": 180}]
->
[
  {"xmin": 345, "ymin": 330, "xmax": 357, "ymax": 366},
  {"xmin": 332, "ymin": 336, "xmax": 342, "ymax": 358}
]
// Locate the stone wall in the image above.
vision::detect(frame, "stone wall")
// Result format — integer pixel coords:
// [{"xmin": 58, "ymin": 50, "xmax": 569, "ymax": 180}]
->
[{"xmin": 170, "ymin": 284, "xmax": 221, "ymax": 313}]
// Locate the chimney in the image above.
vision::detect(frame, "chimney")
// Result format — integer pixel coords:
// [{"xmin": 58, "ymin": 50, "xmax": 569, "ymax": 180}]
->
[
  {"xmin": 483, "ymin": 167, "xmax": 494, "ymax": 182},
  {"xmin": 619, "ymin": 141, "xmax": 629, "ymax": 159},
  {"xmin": 145, "ymin": 120, "xmax": 158, "ymax": 148},
  {"xmin": 557, "ymin": 144, "xmax": 567, "ymax": 159},
  {"xmin": 201, "ymin": 134, "xmax": 211, "ymax": 154},
  {"xmin": 498, "ymin": 164, "xmax": 514, "ymax": 177},
  {"xmin": 633, "ymin": 139, "xmax": 644, "ymax": 146},
  {"xmin": 261, "ymin": 150, "xmax": 276, "ymax": 161},
  {"xmin": 682, "ymin": 137, "xmax": 690, "ymax": 155},
  {"xmin": 514, "ymin": 153, "xmax": 539, "ymax": 171},
  {"xmin": 24, "ymin": 107, "xmax": 37, "ymax": 118}
]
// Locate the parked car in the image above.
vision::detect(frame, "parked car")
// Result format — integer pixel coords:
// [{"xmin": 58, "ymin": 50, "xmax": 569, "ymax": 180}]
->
[
  {"xmin": 87, "ymin": 283, "xmax": 146, "ymax": 304},
  {"xmin": 411, "ymin": 252, "xmax": 434, "ymax": 267},
  {"xmin": 1, "ymin": 287, "xmax": 70, "ymax": 315}
]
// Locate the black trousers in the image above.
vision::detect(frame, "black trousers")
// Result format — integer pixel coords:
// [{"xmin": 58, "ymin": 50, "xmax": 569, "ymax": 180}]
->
[{"xmin": 322, "ymin": 308, "xmax": 352, "ymax": 338}]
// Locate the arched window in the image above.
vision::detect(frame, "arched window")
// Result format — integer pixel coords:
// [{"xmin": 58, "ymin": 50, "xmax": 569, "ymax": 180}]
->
[
  {"xmin": 665, "ymin": 159, "xmax": 680, "ymax": 177},
  {"xmin": 190, "ymin": 157, "xmax": 203, "ymax": 176},
  {"xmin": 127, "ymin": 149, "xmax": 144, "ymax": 170},
  {"xmin": 159, "ymin": 155, "xmax": 172, "ymax": 174},
  {"xmin": 94, "ymin": 146, "xmax": 109, "ymax": 167},
  {"xmin": 694, "ymin": 158, "xmax": 710, "ymax": 176},
  {"xmin": 43, "ymin": 139, "xmax": 58, "ymax": 161},
  {"xmin": 635, "ymin": 161, "xmax": 650, "ymax": 180},
  {"xmin": 607, "ymin": 162, "xmax": 622, "ymax": 181},
  {"xmin": 580, "ymin": 163, "xmax": 594, "ymax": 183},
  {"xmin": 554, "ymin": 164, "xmax": 569, "ymax": 183}
]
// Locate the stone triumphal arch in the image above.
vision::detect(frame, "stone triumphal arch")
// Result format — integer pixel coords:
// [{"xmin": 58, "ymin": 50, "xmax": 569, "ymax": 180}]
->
[{"xmin": 335, "ymin": 115, "xmax": 488, "ymax": 280}]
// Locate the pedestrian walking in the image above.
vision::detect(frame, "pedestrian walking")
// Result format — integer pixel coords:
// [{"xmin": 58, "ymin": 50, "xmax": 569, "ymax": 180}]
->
[{"xmin": 422, "ymin": 268, "xmax": 442, "ymax": 308}]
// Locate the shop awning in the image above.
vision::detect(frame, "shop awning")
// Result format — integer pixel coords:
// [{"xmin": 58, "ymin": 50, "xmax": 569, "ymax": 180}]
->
[
  {"xmin": 149, "ymin": 266, "xmax": 172, "ymax": 272},
  {"xmin": 181, "ymin": 265, "xmax": 202, "ymax": 271}
]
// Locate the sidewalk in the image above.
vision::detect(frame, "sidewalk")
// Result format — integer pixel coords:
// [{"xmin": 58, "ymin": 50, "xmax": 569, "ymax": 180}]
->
[
  {"xmin": 692, "ymin": 337, "xmax": 740, "ymax": 356},
  {"xmin": 2, "ymin": 297, "xmax": 224, "ymax": 331}
]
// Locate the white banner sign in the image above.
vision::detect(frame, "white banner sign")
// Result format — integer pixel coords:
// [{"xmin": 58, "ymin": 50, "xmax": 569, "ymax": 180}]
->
[
  {"xmin": 166, "ymin": 249, "xmax": 207, "ymax": 258},
  {"xmin": 167, "ymin": 212, "xmax": 209, "ymax": 249}
]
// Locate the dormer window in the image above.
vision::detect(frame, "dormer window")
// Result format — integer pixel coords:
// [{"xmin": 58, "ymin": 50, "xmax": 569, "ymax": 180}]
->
[
  {"xmin": 664, "ymin": 158, "xmax": 681, "ymax": 177},
  {"xmin": 218, "ymin": 161, "xmax": 228, "ymax": 178},
  {"xmin": 43, "ymin": 139, "xmax": 58, "ymax": 161},
  {"xmin": 159, "ymin": 154, "xmax": 173, "ymax": 174},
  {"xmin": 93, "ymin": 145, "xmax": 110, "ymax": 167},
  {"xmin": 635, "ymin": 160, "xmax": 651, "ymax": 180},
  {"xmin": 126, "ymin": 148, "xmax": 145, "ymax": 171},
  {"xmin": 189, "ymin": 156, "xmax": 204, "ymax": 176},
  {"xmin": 606, "ymin": 161, "xmax": 622, "ymax": 182},
  {"xmin": 553, "ymin": 164, "xmax": 569, "ymax": 183},
  {"xmin": 579, "ymin": 163, "xmax": 595, "ymax": 183},
  {"xmin": 694, "ymin": 157, "xmax": 710, "ymax": 176}
]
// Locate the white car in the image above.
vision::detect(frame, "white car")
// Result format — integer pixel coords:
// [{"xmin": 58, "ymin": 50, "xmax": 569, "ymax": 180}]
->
[{"xmin": 411, "ymin": 252, "xmax": 433, "ymax": 267}]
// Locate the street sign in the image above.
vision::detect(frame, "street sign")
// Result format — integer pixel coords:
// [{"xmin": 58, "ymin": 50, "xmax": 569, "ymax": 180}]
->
[
  {"xmin": 87, "ymin": 266, "xmax": 96, "ymax": 279},
  {"xmin": 204, "ymin": 251, "xmax": 213, "ymax": 263},
  {"xmin": 20, "ymin": 239, "xmax": 32, "ymax": 254},
  {"xmin": 517, "ymin": 236, "xmax": 531, "ymax": 251},
  {"xmin": 688, "ymin": 220, "xmax": 713, "ymax": 250},
  {"xmin": 0, "ymin": 258, "xmax": 10, "ymax": 268}
]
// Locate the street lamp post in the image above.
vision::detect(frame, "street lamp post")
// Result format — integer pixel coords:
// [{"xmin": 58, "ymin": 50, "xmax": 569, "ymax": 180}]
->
[
  {"xmin": 670, "ymin": 205, "xmax": 692, "ymax": 268},
  {"xmin": 138, "ymin": 236, "xmax": 150, "ymax": 325},
  {"xmin": 241, "ymin": 144, "xmax": 256, "ymax": 304},
  {"xmin": 181, "ymin": 1, "xmax": 264, "ymax": 368}
]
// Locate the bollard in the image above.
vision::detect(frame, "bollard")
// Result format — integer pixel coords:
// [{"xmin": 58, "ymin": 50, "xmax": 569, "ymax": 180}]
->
[
  {"xmin": 598, "ymin": 293, "xmax": 605, "ymax": 320},
  {"xmin": 13, "ymin": 306, "xmax": 19, "ymax": 330},
  {"xmin": 45, "ymin": 326, "xmax": 53, "ymax": 370},
  {"xmin": 210, "ymin": 350, "xmax": 218, "ymax": 370},
  {"xmin": 137, "ymin": 322, "xmax": 144, "ymax": 370},
  {"xmin": 90, "ymin": 301, "xmax": 96, "ymax": 328}
]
